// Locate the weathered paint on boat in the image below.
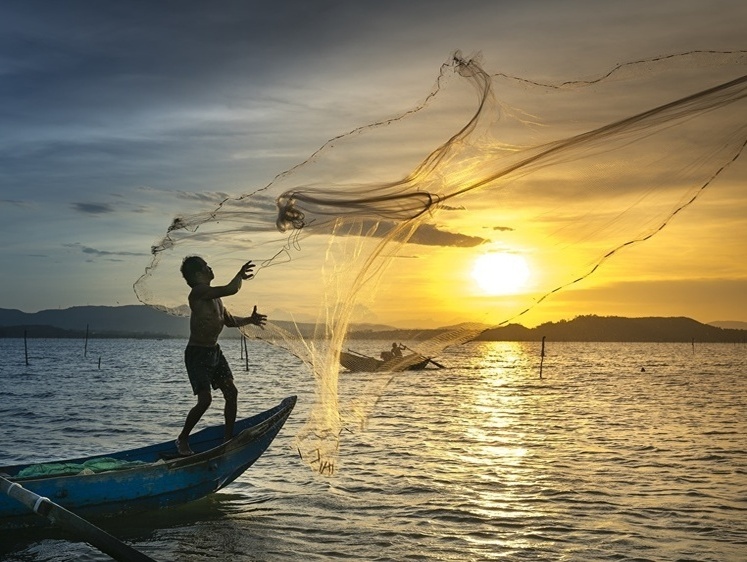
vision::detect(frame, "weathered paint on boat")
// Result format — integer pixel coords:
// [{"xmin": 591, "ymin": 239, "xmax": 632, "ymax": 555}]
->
[{"xmin": 0, "ymin": 396, "xmax": 296, "ymax": 529}]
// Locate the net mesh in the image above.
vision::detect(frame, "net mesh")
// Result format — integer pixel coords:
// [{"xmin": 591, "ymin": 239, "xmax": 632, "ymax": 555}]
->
[{"xmin": 134, "ymin": 50, "xmax": 747, "ymax": 474}]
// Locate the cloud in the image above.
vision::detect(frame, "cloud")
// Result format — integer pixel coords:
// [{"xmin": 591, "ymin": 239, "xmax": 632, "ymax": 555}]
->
[
  {"xmin": 71, "ymin": 202, "xmax": 115, "ymax": 214},
  {"xmin": 324, "ymin": 219, "xmax": 488, "ymax": 247},
  {"xmin": 174, "ymin": 190, "xmax": 233, "ymax": 203},
  {"xmin": 63, "ymin": 243, "xmax": 149, "ymax": 259},
  {"xmin": 409, "ymin": 223, "xmax": 487, "ymax": 247},
  {"xmin": 0, "ymin": 198, "xmax": 32, "ymax": 208}
]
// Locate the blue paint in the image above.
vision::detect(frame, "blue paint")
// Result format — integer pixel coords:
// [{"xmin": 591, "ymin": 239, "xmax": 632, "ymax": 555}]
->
[{"xmin": 0, "ymin": 396, "xmax": 296, "ymax": 529}]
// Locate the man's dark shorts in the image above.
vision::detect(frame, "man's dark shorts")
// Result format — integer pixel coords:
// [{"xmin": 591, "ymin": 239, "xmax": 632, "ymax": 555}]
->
[{"xmin": 184, "ymin": 344, "xmax": 233, "ymax": 395}]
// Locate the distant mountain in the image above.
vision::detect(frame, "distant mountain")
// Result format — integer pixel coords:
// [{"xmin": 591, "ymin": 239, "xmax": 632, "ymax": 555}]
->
[
  {"xmin": 0, "ymin": 305, "xmax": 384, "ymax": 340},
  {"xmin": 0, "ymin": 325, "xmax": 88, "ymax": 338},
  {"xmin": 347, "ymin": 315, "xmax": 747, "ymax": 343},
  {"xmin": 347, "ymin": 322, "xmax": 400, "ymax": 332},
  {"xmin": 709, "ymin": 320, "xmax": 747, "ymax": 330},
  {"xmin": 0, "ymin": 306, "xmax": 191, "ymax": 338},
  {"xmin": 1, "ymin": 307, "xmax": 745, "ymax": 343},
  {"xmin": 473, "ymin": 315, "xmax": 746, "ymax": 343}
]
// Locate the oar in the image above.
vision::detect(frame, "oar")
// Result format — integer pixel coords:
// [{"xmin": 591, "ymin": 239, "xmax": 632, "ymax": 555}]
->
[
  {"xmin": 425, "ymin": 357, "xmax": 445, "ymax": 369},
  {"xmin": 401, "ymin": 345, "xmax": 445, "ymax": 369},
  {"xmin": 0, "ymin": 475, "xmax": 157, "ymax": 562},
  {"xmin": 346, "ymin": 348, "xmax": 376, "ymax": 359}
]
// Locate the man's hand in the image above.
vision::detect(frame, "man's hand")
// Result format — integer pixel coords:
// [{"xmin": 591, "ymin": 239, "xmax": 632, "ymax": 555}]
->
[
  {"xmin": 238, "ymin": 261, "xmax": 256, "ymax": 280},
  {"xmin": 249, "ymin": 305, "xmax": 267, "ymax": 328}
]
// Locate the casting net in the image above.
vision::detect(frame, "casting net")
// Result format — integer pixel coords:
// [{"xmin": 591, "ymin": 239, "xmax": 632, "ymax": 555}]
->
[{"xmin": 135, "ymin": 50, "xmax": 747, "ymax": 474}]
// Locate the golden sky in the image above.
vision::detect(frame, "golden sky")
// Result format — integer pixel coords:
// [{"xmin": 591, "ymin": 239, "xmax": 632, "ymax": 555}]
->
[{"xmin": 1, "ymin": 1, "xmax": 745, "ymax": 328}]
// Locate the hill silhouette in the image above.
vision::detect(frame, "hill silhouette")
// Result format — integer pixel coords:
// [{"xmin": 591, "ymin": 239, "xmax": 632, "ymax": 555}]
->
[
  {"xmin": 471, "ymin": 315, "xmax": 746, "ymax": 343},
  {"xmin": 709, "ymin": 320, "xmax": 747, "ymax": 330},
  {"xmin": 0, "ymin": 306, "xmax": 190, "ymax": 338},
  {"xmin": 0, "ymin": 307, "xmax": 745, "ymax": 343}
]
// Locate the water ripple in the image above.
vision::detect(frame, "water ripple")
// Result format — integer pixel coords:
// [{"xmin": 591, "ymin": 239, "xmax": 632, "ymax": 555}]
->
[{"xmin": 1, "ymin": 339, "xmax": 745, "ymax": 561}]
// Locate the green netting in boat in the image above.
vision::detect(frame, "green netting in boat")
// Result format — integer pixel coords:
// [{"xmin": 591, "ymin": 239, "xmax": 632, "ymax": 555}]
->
[{"xmin": 16, "ymin": 457, "xmax": 148, "ymax": 479}]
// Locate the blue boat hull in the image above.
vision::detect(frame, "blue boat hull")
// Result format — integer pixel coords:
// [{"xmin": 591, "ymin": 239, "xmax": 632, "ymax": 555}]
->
[{"xmin": 0, "ymin": 396, "xmax": 296, "ymax": 529}]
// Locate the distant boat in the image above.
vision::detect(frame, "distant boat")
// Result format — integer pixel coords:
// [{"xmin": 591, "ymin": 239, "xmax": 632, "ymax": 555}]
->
[
  {"xmin": 340, "ymin": 351, "xmax": 432, "ymax": 372},
  {"xmin": 0, "ymin": 396, "xmax": 296, "ymax": 530}
]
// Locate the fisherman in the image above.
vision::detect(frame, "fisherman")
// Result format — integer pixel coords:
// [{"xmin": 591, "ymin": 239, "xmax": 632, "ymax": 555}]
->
[
  {"xmin": 176, "ymin": 256, "xmax": 267, "ymax": 456},
  {"xmin": 381, "ymin": 342, "xmax": 405, "ymax": 361}
]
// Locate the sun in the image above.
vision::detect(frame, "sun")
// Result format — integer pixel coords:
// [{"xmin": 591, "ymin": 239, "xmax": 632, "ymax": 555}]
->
[{"xmin": 472, "ymin": 253, "xmax": 531, "ymax": 295}]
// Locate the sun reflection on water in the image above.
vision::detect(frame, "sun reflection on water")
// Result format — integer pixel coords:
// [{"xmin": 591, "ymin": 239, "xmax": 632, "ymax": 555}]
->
[
  {"xmin": 2, "ymin": 339, "xmax": 744, "ymax": 560},
  {"xmin": 446, "ymin": 341, "xmax": 542, "ymax": 487}
]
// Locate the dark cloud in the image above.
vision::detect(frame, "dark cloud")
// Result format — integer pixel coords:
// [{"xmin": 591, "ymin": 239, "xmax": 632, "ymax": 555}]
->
[
  {"xmin": 63, "ymin": 243, "xmax": 148, "ymax": 259},
  {"xmin": 0, "ymin": 1, "xmax": 357, "ymax": 130},
  {"xmin": 175, "ymin": 190, "xmax": 234, "ymax": 203},
  {"xmin": 326, "ymin": 219, "xmax": 488, "ymax": 247},
  {"xmin": 71, "ymin": 203, "xmax": 115, "ymax": 214},
  {"xmin": 0, "ymin": 199, "xmax": 31, "ymax": 208},
  {"xmin": 438, "ymin": 204, "xmax": 466, "ymax": 211},
  {"xmin": 409, "ymin": 223, "xmax": 487, "ymax": 247}
]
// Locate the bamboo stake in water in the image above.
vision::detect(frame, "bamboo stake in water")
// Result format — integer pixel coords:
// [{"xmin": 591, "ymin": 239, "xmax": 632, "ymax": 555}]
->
[
  {"xmin": 24, "ymin": 329, "xmax": 29, "ymax": 366},
  {"xmin": 243, "ymin": 336, "xmax": 249, "ymax": 371},
  {"xmin": 539, "ymin": 336, "xmax": 546, "ymax": 379},
  {"xmin": 84, "ymin": 324, "xmax": 89, "ymax": 357}
]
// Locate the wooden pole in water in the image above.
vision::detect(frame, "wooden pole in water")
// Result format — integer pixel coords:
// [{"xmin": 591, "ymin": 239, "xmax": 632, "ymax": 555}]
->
[
  {"xmin": 24, "ymin": 329, "xmax": 29, "ymax": 366},
  {"xmin": 0, "ymin": 475, "xmax": 157, "ymax": 562},
  {"xmin": 84, "ymin": 324, "xmax": 89, "ymax": 358},
  {"xmin": 539, "ymin": 336, "xmax": 546, "ymax": 379},
  {"xmin": 243, "ymin": 336, "xmax": 249, "ymax": 371}
]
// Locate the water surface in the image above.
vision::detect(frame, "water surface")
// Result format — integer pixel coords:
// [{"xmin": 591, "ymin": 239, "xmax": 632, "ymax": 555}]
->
[{"xmin": 1, "ymin": 338, "xmax": 745, "ymax": 561}]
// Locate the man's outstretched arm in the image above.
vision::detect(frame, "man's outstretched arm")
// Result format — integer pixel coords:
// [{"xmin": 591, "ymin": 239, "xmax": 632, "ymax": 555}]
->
[{"xmin": 224, "ymin": 305, "xmax": 267, "ymax": 329}]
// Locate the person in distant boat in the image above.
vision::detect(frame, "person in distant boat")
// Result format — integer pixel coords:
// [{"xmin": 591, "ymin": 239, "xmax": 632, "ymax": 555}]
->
[
  {"xmin": 176, "ymin": 256, "xmax": 267, "ymax": 456},
  {"xmin": 381, "ymin": 342, "xmax": 405, "ymax": 361}
]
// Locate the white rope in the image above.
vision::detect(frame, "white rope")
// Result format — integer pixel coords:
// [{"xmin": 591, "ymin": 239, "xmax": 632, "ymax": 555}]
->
[{"xmin": 33, "ymin": 495, "xmax": 49, "ymax": 514}]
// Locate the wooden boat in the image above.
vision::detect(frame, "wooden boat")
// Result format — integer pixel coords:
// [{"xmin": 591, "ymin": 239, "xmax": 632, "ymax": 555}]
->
[
  {"xmin": 339, "ymin": 351, "xmax": 431, "ymax": 372},
  {"xmin": 0, "ymin": 396, "xmax": 296, "ymax": 530}
]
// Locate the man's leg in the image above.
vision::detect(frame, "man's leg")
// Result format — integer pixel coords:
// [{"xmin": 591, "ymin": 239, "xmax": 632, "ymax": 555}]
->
[
  {"xmin": 177, "ymin": 389, "xmax": 212, "ymax": 455},
  {"xmin": 218, "ymin": 379, "xmax": 238, "ymax": 442}
]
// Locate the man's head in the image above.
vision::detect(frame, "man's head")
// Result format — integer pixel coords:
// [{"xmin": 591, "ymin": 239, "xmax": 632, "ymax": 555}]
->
[{"xmin": 181, "ymin": 256, "xmax": 212, "ymax": 287}]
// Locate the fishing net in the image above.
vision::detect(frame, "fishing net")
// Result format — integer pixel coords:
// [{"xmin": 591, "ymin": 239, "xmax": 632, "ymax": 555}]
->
[{"xmin": 134, "ymin": 50, "xmax": 747, "ymax": 474}]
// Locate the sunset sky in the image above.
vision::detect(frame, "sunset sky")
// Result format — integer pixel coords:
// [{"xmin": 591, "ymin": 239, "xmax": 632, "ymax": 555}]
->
[{"xmin": 1, "ymin": 0, "xmax": 745, "ymax": 328}]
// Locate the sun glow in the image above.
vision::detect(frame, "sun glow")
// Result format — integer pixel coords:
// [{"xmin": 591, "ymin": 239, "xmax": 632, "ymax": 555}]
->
[{"xmin": 472, "ymin": 253, "xmax": 531, "ymax": 295}]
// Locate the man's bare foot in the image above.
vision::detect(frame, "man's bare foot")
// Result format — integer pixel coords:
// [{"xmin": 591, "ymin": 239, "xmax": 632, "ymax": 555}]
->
[{"xmin": 175, "ymin": 437, "xmax": 194, "ymax": 456}]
